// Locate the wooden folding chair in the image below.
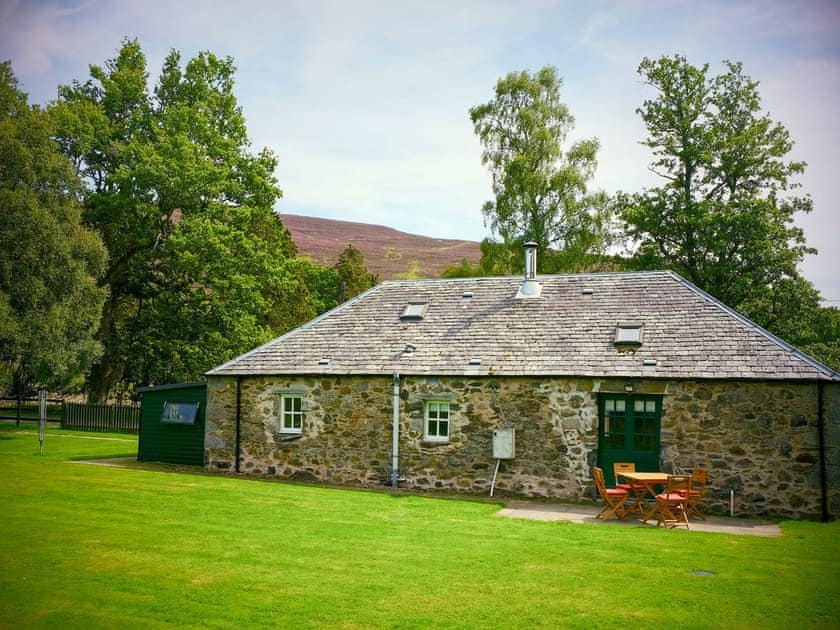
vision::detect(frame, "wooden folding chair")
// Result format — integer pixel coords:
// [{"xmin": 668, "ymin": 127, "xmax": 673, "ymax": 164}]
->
[
  {"xmin": 613, "ymin": 462, "xmax": 647, "ymax": 516},
  {"xmin": 654, "ymin": 475, "xmax": 691, "ymax": 529},
  {"xmin": 593, "ymin": 467, "xmax": 629, "ymax": 521},
  {"xmin": 682, "ymin": 468, "xmax": 708, "ymax": 521}
]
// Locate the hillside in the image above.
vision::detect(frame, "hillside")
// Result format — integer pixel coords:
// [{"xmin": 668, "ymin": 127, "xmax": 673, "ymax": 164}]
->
[{"xmin": 280, "ymin": 214, "xmax": 482, "ymax": 280}]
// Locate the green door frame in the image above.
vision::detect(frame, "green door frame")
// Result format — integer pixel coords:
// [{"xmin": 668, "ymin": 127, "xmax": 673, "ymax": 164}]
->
[{"xmin": 597, "ymin": 393, "xmax": 663, "ymax": 486}]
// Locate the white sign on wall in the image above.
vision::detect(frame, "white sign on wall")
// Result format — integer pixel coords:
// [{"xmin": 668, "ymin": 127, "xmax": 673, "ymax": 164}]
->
[{"xmin": 492, "ymin": 428, "xmax": 515, "ymax": 460}]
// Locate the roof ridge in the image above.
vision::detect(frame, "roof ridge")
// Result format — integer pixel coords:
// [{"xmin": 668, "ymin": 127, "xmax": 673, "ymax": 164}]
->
[
  {"xmin": 667, "ymin": 270, "xmax": 840, "ymax": 381},
  {"xmin": 378, "ymin": 270, "xmax": 673, "ymax": 287}
]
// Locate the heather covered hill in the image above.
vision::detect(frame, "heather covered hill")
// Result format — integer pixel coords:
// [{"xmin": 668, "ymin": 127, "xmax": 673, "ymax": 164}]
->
[{"xmin": 280, "ymin": 213, "xmax": 481, "ymax": 279}]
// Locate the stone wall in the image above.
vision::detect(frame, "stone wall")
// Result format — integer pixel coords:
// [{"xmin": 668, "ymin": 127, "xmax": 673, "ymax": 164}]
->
[
  {"xmin": 661, "ymin": 380, "xmax": 829, "ymax": 520},
  {"xmin": 206, "ymin": 375, "xmax": 394, "ymax": 485},
  {"xmin": 205, "ymin": 375, "xmax": 838, "ymax": 519}
]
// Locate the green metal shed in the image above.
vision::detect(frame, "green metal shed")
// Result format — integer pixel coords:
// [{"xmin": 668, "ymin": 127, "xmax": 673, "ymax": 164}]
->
[{"xmin": 137, "ymin": 382, "xmax": 206, "ymax": 465}]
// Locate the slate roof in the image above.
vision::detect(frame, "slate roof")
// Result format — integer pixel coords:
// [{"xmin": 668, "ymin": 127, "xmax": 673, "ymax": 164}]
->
[{"xmin": 207, "ymin": 271, "xmax": 839, "ymax": 381}]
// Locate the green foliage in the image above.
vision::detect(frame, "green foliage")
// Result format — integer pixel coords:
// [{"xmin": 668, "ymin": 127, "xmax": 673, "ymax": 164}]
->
[
  {"xmin": 470, "ymin": 66, "xmax": 614, "ymax": 273},
  {"xmin": 0, "ymin": 62, "xmax": 107, "ymax": 395},
  {"xmin": 621, "ymin": 55, "xmax": 819, "ymax": 339},
  {"xmin": 797, "ymin": 306, "xmax": 840, "ymax": 373},
  {"xmin": 124, "ymin": 211, "xmax": 315, "ymax": 386},
  {"xmin": 294, "ymin": 258, "xmax": 341, "ymax": 314},
  {"xmin": 51, "ymin": 40, "xmax": 309, "ymax": 399},
  {"xmin": 441, "ymin": 257, "xmax": 483, "ymax": 278},
  {"xmin": 333, "ymin": 244, "xmax": 377, "ymax": 301}
]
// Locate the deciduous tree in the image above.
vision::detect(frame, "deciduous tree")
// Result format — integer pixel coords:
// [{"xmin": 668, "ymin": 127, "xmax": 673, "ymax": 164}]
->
[
  {"xmin": 333, "ymin": 244, "xmax": 377, "ymax": 302},
  {"xmin": 798, "ymin": 306, "xmax": 840, "ymax": 373},
  {"xmin": 470, "ymin": 66, "xmax": 613, "ymax": 273},
  {"xmin": 0, "ymin": 62, "xmax": 107, "ymax": 395},
  {"xmin": 621, "ymin": 55, "xmax": 818, "ymax": 335},
  {"xmin": 52, "ymin": 40, "xmax": 307, "ymax": 400}
]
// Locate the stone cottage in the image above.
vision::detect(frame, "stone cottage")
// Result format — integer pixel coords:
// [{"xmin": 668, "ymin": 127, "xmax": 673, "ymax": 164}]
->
[{"xmin": 205, "ymin": 245, "xmax": 839, "ymax": 519}]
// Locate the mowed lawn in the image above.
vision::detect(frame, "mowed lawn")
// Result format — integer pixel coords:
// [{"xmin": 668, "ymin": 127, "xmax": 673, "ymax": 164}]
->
[{"xmin": 0, "ymin": 426, "xmax": 837, "ymax": 629}]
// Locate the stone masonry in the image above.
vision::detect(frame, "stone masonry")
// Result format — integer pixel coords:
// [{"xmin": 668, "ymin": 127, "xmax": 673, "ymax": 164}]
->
[{"xmin": 205, "ymin": 375, "xmax": 837, "ymax": 520}]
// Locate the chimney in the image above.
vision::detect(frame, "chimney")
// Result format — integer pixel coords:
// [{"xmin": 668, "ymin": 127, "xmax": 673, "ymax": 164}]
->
[{"xmin": 516, "ymin": 241, "xmax": 542, "ymax": 298}]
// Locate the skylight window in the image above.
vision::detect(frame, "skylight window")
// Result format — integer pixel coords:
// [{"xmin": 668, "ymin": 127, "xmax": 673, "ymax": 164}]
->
[
  {"xmin": 614, "ymin": 322, "xmax": 643, "ymax": 346},
  {"xmin": 400, "ymin": 303, "xmax": 427, "ymax": 321}
]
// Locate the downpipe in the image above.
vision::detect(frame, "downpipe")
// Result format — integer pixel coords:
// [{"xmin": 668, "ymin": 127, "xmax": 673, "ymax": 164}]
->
[
  {"xmin": 235, "ymin": 376, "xmax": 242, "ymax": 473},
  {"xmin": 818, "ymin": 381, "xmax": 828, "ymax": 522},
  {"xmin": 391, "ymin": 372, "xmax": 400, "ymax": 488}
]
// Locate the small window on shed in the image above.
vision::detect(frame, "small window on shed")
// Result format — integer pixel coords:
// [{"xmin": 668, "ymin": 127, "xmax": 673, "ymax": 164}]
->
[
  {"xmin": 614, "ymin": 322, "xmax": 643, "ymax": 346},
  {"xmin": 400, "ymin": 303, "xmax": 427, "ymax": 321},
  {"xmin": 161, "ymin": 401, "xmax": 199, "ymax": 425}
]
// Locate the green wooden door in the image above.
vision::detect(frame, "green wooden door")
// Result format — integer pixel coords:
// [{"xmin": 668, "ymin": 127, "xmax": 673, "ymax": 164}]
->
[{"xmin": 597, "ymin": 394, "xmax": 662, "ymax": 486}]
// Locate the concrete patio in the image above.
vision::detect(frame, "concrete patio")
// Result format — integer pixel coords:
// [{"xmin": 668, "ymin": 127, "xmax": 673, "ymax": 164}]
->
[{"xmin": 498, "ymin": 501, "xmax": 782, "ymax": 536}]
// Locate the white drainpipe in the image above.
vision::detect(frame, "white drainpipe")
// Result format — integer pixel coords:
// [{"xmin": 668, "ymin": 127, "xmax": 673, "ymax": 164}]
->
[{"xmin": 391, "ymin": 372, "xmax": 400, "ymax": 488}]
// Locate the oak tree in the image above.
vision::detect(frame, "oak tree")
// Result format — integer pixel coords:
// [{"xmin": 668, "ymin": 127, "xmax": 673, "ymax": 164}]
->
[
  {"xmin": 622, "ymin": 55, "xmax": 819, "ymax": 334},
  {"xmin": 52, "ymin": 40, "xmax": 307, "ymax": 400}
]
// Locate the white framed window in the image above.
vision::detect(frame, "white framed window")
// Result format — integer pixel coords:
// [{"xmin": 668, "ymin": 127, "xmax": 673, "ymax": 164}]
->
[
  {"xmin": 425, "ymin": 401, "xmax": 450, "ymax": 442},
  {"xmin": 280, "ymin": 394, "xmax": 303, "ymax": 433}
]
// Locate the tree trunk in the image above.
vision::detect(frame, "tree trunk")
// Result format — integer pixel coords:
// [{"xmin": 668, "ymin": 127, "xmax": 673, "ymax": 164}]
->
[
  {"xmin": 86, "ymin": 292, "xmax": 125, "ymax": 404},
  {"xmin": 86, "ymin": 352, "xmax": 124, "ymax": 404}
]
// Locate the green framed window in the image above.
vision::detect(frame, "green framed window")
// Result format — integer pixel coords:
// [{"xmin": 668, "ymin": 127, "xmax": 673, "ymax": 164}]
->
[
  {"xmin": 280, "ymin": 394, "xmax": 303, "ymax": 433},
  {"xmin": 601, "ymin": 398, "xmax": 627, "ymax": 449},
  {"xmin": 631, "ymin": 398, "xmax": 659, "ymax": 451},
  {"xmin": 425, "ymin": 401, "xmax": 450, "ymax": 442}
]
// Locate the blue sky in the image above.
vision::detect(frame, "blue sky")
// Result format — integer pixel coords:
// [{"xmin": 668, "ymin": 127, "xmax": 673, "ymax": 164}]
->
[{"xmin": 2, "ymin": 0, "xmax": 838, "ymax": 302}]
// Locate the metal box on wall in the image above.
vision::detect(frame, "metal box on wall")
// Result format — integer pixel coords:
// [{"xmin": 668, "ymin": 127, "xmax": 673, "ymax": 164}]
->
[{"xmin": 492, "ymin": 428, "xmax": 515, "ymax": 459}]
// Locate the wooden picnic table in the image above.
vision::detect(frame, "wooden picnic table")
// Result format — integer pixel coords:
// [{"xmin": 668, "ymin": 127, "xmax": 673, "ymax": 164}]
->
[{"xmin": 616, "ymin": 471, "xmax": 670, "ymax": 523}]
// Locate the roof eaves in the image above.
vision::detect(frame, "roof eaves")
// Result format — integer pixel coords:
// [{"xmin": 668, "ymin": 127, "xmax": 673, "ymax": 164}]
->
[
  {"xmin": 666, "ymin": 270, "xmax": 840, "ymax": 381},
  {"xmin": 136, "ymin": 381, "xmax": 207, "ymax": 394}
]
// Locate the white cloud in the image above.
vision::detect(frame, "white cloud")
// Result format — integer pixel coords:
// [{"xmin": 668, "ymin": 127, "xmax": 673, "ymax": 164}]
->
[{"xmin": 1, "ymin": 0, "xmax": 838, "ymax": 300}]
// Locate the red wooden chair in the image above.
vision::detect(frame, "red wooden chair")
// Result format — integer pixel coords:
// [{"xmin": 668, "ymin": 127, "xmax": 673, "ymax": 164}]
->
[
  {"xmin": 654, "ymin": 475, "xmax": 691, "ymax": 529},
  {"xmin": 593, "ymin": 467, "xmax": 629, "ymax": 521},
  {"xmin": 681, "ymin": 468, "xmax": 709, "ymax": 521},
  {"xmin": 613, "ymin": 462, "xmax": 648, "ymax": 516}
]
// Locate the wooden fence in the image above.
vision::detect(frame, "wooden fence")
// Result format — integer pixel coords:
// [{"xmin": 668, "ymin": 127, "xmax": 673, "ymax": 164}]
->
[
  {"xmin": 0, "ymin": 396, "xmax": 63, "ymax": 426},
  {"xmin": 61, "ymin": 402, "xmax": 140, "ymax": 434}
]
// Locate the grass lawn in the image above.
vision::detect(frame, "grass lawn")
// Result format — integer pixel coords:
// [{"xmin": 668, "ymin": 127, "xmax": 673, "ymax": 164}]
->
[{"xmin": 0, "ymin": 425, "xmax": 837, "ymax": 628}]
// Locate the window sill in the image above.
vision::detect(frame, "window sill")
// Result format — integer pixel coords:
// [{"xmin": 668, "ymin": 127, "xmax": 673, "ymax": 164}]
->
[
  {"xmin": 276, "ymin": 433, "xmax": 302, "ymax": 442},
  {"xmin": 421, "ymin": 439, "xmax": 450, "ymax": 447}
]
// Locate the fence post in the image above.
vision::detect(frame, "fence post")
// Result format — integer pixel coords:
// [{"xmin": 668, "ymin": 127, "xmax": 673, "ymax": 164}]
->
[
  {"xmin": 60, "ymin": 400, "xmax": 66, "ymax": 429},
  {"xmin": 16, "ymin": 396, "xmax": 21, "ymax": 428}
]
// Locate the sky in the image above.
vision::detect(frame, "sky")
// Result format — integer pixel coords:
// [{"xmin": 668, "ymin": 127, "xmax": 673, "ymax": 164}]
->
[{"xmin": 2, "ymin": 0, "xmax": 838, "ymax": 303}]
